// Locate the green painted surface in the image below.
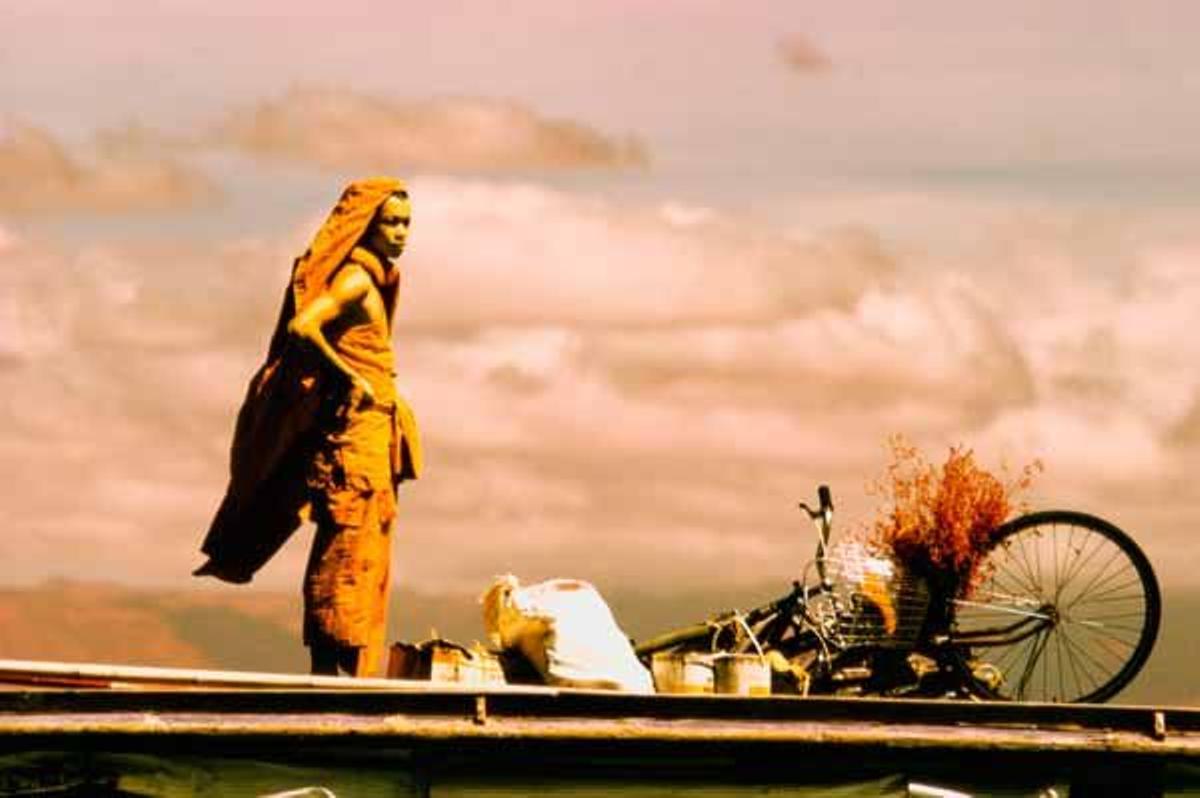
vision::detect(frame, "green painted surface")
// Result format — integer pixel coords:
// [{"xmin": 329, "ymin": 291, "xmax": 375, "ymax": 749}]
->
[{"xmin": 6, "ymin": 752, "xmax": 1200, "ymax": 797}]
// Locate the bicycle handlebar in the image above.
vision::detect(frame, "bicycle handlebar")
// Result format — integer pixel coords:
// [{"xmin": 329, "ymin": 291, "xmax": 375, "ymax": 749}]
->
[{"xmin": 798, "ymin": 484, "xmax": 834, "ymax": 588}]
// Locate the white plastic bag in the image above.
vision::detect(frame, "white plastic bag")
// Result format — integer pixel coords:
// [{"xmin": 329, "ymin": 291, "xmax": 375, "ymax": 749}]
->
[{"xmin": 482, "ymin": 575, "xmax": 653, "ymax": 692}]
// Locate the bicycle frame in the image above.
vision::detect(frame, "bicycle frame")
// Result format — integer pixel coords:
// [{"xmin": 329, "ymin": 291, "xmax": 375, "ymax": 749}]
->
[{"xmin": 947, "ymin": 601, "xmax": 1055, "ymax": 648}]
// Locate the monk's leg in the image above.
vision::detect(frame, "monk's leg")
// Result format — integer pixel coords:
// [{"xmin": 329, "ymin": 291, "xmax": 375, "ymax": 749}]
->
[
  {"xmin": 339, "ymin": 645, "xmax": 368, "ymax": 677},
  {"xmin": 303, "ymin": 436, "xmax": 394, "ymax": 679},
  {"xmin": 353, "ymin": 643, "xmax": 384, "ymax": 678},
  {"xmin": 304, "ymin": 500, "xmax": 356, "ymax": 676},
  {"xmin": 309, "ymin": 641, "xmax": 340, "ymax": 676},
  {"xmin": 310, "ymin": 640, "xmax": 370, "ymax": 677}
]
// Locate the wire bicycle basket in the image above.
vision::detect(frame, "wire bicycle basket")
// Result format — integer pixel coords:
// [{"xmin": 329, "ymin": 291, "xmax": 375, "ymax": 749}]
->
[{"xmin": 817, "ymin": 541, "xmax": 931, "ymax": 649}]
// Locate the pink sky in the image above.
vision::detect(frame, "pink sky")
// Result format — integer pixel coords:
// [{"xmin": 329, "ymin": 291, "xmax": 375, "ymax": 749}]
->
[{"xmin": 2, "ymin": 2, "xmax": 1198, "ymax": 607}]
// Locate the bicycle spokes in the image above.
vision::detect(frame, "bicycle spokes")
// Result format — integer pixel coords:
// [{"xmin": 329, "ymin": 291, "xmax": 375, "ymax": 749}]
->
[{"xmin": 952, "ymin": 511, "xmax": 1159, "ymax": 703}]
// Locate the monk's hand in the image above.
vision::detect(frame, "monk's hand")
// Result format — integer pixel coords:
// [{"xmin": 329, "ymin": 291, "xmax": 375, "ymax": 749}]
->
[{"xmin": 350, "ymin": 375, "xmax": 376, "ymax": 409}]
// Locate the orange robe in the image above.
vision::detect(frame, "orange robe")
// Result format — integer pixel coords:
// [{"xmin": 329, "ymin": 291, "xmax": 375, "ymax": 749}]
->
[
  {"xmin": 197, "ymin": 178, "xmax": 421, "ymax": 587},
  {"xmin": 302, "ymin": 246, "xmax": 401, "ymax": 666}
]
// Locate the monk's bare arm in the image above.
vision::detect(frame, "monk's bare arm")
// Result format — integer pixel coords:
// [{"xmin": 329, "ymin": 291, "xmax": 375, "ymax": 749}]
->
[{"xmin": 288, "ymin": 265, "xmax": 377, "ymax": 406}]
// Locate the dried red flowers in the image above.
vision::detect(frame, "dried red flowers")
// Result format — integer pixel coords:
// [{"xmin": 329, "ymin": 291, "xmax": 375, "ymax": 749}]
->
[{"xmin": 868, "ymin": 436, "xmax": 1042, "ymax": 596}]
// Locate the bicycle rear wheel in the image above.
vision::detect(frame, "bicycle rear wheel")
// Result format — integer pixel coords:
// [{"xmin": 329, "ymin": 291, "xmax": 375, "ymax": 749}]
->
[{"xmin": 952, "ymin": 510, "xmax": 1160, "ymax": 703}]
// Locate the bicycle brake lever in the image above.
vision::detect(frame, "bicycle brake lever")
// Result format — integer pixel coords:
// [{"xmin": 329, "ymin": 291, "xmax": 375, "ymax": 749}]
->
[{"xmin": 797, "ymin": 501, "xmax": 822, "ymax": 521}]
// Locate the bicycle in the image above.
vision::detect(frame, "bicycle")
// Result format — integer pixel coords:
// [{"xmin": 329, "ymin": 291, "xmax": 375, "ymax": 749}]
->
[{"xmin": 634, "ymin": 486, "xmax": 1161, "ymax": 703}]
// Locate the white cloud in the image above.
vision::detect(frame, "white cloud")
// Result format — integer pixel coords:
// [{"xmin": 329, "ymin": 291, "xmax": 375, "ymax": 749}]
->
[
  {"xmin": 777, "ymin": 33, "xmax": 831, "ymax": 73},
  {"xmin": 197, "ymin": 87, "xmax": 648, "ymax": 172},
  {"xmin": 402, "ymin": 178, "xmax": 892, "ymax": 326},
  {"xmin": 4, "ymin": 179, "xmax": 1199, "ymax": 594},
  {"xmin": 0, "ymin": 119, "xmax": 218, "ymax": 215}
]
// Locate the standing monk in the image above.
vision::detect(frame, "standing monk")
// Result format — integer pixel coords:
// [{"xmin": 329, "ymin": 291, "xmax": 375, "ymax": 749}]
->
[{"xmin": 195, "ymin": 177, "xmax": 422, "ymax": 677}]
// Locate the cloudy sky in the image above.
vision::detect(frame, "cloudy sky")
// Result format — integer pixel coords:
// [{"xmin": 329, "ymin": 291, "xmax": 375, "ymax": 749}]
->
[{"xmin": 2, "ymin": 1, "xmax": 1199, "ymax": 613}]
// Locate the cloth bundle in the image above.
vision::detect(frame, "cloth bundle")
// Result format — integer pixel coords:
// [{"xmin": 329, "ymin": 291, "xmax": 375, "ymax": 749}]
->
[{"xmin": 481, "ymin": 575, "xmax": 653, "ymax": 693}]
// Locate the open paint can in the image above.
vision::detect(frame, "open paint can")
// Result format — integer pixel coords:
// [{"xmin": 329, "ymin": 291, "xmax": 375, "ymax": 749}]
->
[
  {"xmin": 650, "ymin": 652, "xmax": 714, "ymax": 694},
  {"xmin": 713, "ymin": 653, "xmax": 771, "ymax": 696}
]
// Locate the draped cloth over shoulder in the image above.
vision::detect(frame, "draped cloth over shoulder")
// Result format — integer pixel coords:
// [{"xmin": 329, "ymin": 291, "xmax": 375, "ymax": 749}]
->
[{"xmin": 196, "ymin": 177, "xmax": 421, "ymax": 583}]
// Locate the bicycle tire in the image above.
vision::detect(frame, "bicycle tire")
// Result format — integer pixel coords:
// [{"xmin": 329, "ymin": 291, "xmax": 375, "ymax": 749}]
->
[{"xmin": 952, "ymin": 510, "xmax": 1160, "ymax": 703}]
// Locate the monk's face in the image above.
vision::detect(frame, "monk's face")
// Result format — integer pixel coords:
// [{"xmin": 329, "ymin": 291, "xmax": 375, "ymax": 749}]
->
[{"xmin": 367, "ymin": 194, "xmax": 411, "ymax": 259}]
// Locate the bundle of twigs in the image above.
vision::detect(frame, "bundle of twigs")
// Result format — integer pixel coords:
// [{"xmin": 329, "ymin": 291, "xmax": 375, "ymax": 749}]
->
[{"xmin": 868, "ymin": 436, "xmax": 1041, "ymax": 597}]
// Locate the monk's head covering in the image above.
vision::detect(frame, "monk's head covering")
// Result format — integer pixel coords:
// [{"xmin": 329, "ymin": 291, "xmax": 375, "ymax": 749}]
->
[
  {"xmin": 263, "ymin": 176, "xmax": 406, "ymax": 360},
  {"xmin": 291, "ymin": 176, "xmax": 407, "ymax": 314}
]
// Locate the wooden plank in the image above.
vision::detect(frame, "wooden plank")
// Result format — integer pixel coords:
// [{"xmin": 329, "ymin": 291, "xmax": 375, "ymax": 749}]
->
[
  {"xmin": 0, "ymin": 658, "xmax": 554, "ymax": 694},
  {"xmin": 1, "ymin": 659, "xmax": 1198, "ymax": 760}
]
